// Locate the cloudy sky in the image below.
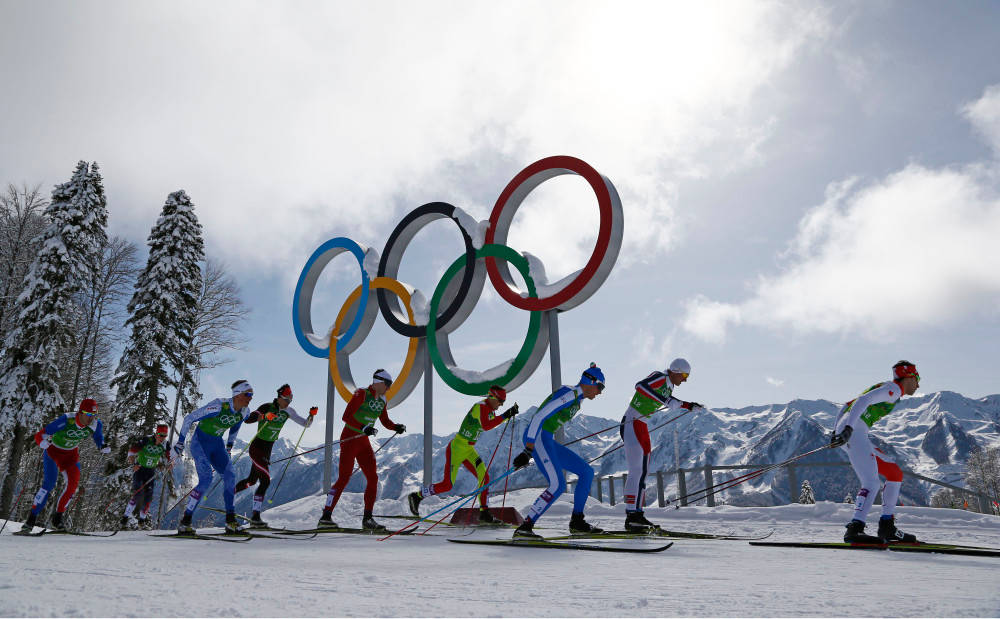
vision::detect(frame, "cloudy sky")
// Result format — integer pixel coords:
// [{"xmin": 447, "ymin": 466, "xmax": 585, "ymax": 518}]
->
[{"xmin": 2, "ymin": 1, "xmax": 999, "ymax": 447}]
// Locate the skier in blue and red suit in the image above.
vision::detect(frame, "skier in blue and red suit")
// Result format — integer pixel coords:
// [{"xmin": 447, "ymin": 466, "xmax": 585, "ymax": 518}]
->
[{"xmin": 16, "ymin": 398, "xmax": 110, "ymax": 534}]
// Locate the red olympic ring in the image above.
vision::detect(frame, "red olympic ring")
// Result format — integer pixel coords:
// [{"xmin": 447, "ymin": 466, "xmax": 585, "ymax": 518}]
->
[{"xmin": 484, "ymin": 155, "xmax": 623, "ymax": 312}]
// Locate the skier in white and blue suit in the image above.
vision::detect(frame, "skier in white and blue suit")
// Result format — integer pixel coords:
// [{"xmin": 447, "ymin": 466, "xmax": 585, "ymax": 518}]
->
[
  {"xmin": 173, "ymin": 380, "xmax": 254, "ymax": 534},
  {"xmin": 511, "ymin": 363, "xmax": 606, "ymax": 539}
]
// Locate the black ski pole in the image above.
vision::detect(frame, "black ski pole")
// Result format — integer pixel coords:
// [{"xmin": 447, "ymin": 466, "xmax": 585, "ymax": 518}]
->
[
  {"xmin": 587, "ymin": 407, "xmax": 697, "ymax": 464},
  {"xmin": 267, "ymin": 421, "xmax": 311, "ymax": 505},
  {"xmin": 0, "ymin": 478, "xmax": 26, "ymax": 536}
]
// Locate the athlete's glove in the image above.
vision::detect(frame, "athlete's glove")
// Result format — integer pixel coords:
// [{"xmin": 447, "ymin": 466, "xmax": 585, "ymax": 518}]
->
[
  {"xmin": 681, "ymin": 401, "xmax": 703, "ymax": 411},
  {"xmin": 362, "ymin": 424, "xmax": 378, "ymax": 436},
  {"xmin": 393, "ymin": 424, "xmax": 406, "ymax": 434},
  {"xmin": 830, "ymin": 425, "xmax": 853, "ymax": 448},
  {"xmin": 38, "ymin": 437, "xmax": 51, "ymax": 451},
  {"xmin": 100, "ymin": 446, "xmax": 112, "ymax": 454},
  {"xmin": 264, "ymin": 411, "xmax": 277, "ymax": 422},
  {"xmin": 513, "ymin": 448, "xmax": 533, "ymax": 469},
  {"xmin": 226, "ymin": 443, "xmax": 234, "ymax": 454},
  {"xmin": 501, "ymin": 404, "xmax": 519, "ymax": 420},
  {"xmin": 173, "ymin": 441, "xmax": 185, "ymax": 457},
  {"xmin": 132, "ymin": 464, "xmax": 141, "ymax": 472}
]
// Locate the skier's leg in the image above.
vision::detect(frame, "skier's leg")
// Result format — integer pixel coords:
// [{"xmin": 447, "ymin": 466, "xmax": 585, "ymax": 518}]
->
[
  {"xmin": 324, "ymin": 438, "xmax": 360, "ymax": 512},
  {"xmin": 204, "ymin": 442, "xmax": 236, "ymax": 513},
  {"xmin": 523, "ymin": 432, "xmax": 566, "ymax": 523},
  {"xmin": 184, "ymin": 436, "xmax": 216, "ymax": 516},
  {"xmin": 356, "ymin": 440, "xmax": 379, "ymax": 512},
  {"xmin": 30, "ymin": 451, "xmax": 59, "ymax": 515},
  {"xmin": 463, "ymin": 454, "xmax": 489, "ymax": 508},
  {"xmin": 124, "ymin": 470, "xmax": 143, "ymax": 517},
  {"xmin": 845, "ymin": 430, "xmax": 879, "ymax": 522},
  {"xmin": 426, "ymin": 444, "xmax": 457, "ymax": 497},
  {"xmin": 552, "ymin": 441, "xmax": 594, "ymax": 515},
  {"xmin": 622, "ymin": 417, "xmax": 647, "ymax": 512},
  {"xmin": 875, "ymin": 449, "xmax": 904, "ymax": 517},
  {"xmin": 55, "ymin": 461, "xmax": 80, "ymax": 513}
]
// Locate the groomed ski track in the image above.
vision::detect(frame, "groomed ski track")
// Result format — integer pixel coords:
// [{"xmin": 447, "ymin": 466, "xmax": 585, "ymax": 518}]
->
[{"xmin": 2, "ymin": 491, "xmax": 999, "ymax": 617}]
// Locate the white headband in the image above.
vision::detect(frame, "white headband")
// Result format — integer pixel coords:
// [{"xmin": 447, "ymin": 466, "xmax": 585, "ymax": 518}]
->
[{"xmin": 232, "ymin": 381, "xmax": 253, "ymax": 396}]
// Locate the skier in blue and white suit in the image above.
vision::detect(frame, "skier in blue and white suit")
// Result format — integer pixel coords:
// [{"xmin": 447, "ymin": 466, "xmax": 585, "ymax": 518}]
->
[
  {"xmin": 511, "ymin": 363, "xmax": 606, "ymax": 539},
  {"xmin": 173, "ymin": 380, "xmax": 254, "ymax": 534}
]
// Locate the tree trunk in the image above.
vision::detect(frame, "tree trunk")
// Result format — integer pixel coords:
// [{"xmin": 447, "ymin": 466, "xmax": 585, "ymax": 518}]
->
[{"xmin": 0, "ymin": 423, "xmax": 28, "ymax": 514}]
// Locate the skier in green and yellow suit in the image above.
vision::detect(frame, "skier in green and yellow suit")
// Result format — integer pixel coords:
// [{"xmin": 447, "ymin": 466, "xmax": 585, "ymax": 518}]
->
[{"xmin": 406, "ymin": 385, "xmax": 518, "ymax": 523}]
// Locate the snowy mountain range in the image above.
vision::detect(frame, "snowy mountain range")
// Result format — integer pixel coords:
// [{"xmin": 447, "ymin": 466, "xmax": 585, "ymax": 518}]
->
[{"xmin": 175, "ymin": 390, "xmax": 1000, "ymax": 525}]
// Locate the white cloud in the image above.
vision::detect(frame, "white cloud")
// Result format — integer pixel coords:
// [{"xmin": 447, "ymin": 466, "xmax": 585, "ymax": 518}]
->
[
  {"xmin": 682, "ymin": 85, "xmax": 1000, "ymax": 342},
  {"xmin": 0, "ymin": 1, "xmax": 831, "ymax": 283},
  {"xmin": 962, "ymin": 84, "xmax": 1000, "ymax": 156},
  {"xmin": 765, "ymin": 376, "xmax": 785, "ymax": 387}
]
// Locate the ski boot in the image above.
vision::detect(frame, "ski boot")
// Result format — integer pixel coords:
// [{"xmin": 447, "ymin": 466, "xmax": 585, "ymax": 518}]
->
[
  {"xmin": 224, "ymin": 512, "xmax": 245, "ymax": 535},
  {"xmin": 878, "ymin": 516, "xmax": 917, "ymax": 543},
  {"xmin": 569, "ymin": 512, "xmax": 604, "ymax": 534},
  {"xmin": 624, "ymin": 511, "xmax": 654, "ymax": 533},
  {"xmin": 843, "ymin": 519, "xmax": 883, "ymax": 544},
  {"xmin": 13, "ymin": 512, "xmax": 38, "ymax": 536},
  {"xmin": 136, "ymin": 517, "xmax": 149, "ymax": 530},
  {"xmin": 361, "ymin": 512, "xmax": 386, "ymax": 532},
  {"xmin": 177, "ymin": 512, "xmax": 196, "ymax": 535},
  {"xmin": 317, "ymin": 511, "xmax": 338, "ymax": 529},
  {"xmin": 407, "ymin": 491, "xmax": 423, "ymax": 517},
  {"xmin": 513, "ymin": 519, "xmax": 543, "ymax": 540},
  {"xmin": 122, "ymin": 515, "xmax": 139, "ymax": 530},
  {"xmin": 478, "ymin": 508, "xmax": 498, "ymax": 524},
  {"xmin": 49, "ymin": 511, "xmax": 67, "ymax": 532},
  {"xmin": 249, "ymin": 511, "xmax": 269, "ymax": 529}
]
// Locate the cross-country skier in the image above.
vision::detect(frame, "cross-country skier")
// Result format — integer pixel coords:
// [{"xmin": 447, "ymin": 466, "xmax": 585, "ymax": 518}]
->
[
  {"xmin": 406, "ymin": 385, "xmax": 519, "ymax": 523},
  {"xmin": 318, "ymin": 369, "xmax": 405, "ymax": 531},
  {"xmin": 120, "ymin": 423, "xmax": 172, "ymax": 529},
  {"xmin": 15, "ymin": 399, "xmax": 111, "ymax": 534},
  {"xmin": 621, "ymin": 358, "xmax": 702, "ymax": 532},
  {"xmin": 510, "ymin": 363, "xmax": 606, "ymax": 539},
  {"xmin": 173, "ymin": 380, "xmax": 254, "ymax": 534},
  {"xmin": 234, "ymin": 384, "xmax": 316, "ymax": 527},
  {"xmin": 830, "ymin": 360, "xmax": 921, "ymax": 544}
]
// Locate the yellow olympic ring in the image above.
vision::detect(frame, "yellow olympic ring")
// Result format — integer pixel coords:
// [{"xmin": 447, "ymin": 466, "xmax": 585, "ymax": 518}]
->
[{"xmin": 328, "ymin": 277, "xmax": 423, "ymax": 407}]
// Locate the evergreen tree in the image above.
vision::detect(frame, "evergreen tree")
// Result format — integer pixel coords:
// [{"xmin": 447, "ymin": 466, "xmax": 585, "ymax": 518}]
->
[
  {"xmin": 0, "ymin": 161, "xmax": 108, "ymax": 514},
  {"xmin": 798, "ymin": 479, "xmax": 815, "ymax": 504},
  {"xmin": 111, "ymin": 190, "xmax": 204, "ymax": 445}
]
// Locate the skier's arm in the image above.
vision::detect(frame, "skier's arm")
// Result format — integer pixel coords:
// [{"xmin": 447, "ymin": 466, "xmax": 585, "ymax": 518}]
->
[
  {"xmin": 245, "ymin": 405, "xmax": 266, "ymax": 424},
  {"xmin": 378, "ymin": 408, "xmax": 396, "ymax": 431},
  {"xmin": 341, "ymin": 390, "xmax": 366, "ymax": 428},
  {"xmin": 225, "ymin": 407, "xmax": 251, "ymax": 449},
  {"xmin": 91, "ymin": 419, "xmax": 106, "ymax": 449},
  {"xmin": 177, "ymin": 400, "xmax": 222, "ymax": 445},
  {"xmin": 41, "ymin": 414, "xmax": 69, "ymax": 438},
  {"xmin": 478, "ymin": 403, "xmax": 505, "ymax": 432},
  {"xmin": 286, "ymin": 405, "xmax": 309, "ymax": 427}
]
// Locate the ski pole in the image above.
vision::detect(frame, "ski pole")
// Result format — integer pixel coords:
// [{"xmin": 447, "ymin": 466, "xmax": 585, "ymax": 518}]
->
[
  {"xmin": 269, "ymin": 432, "xmax": 368, "ymax": 465},
  {"xmin": 587, "ymin": 407, "xmax": 696, "ymax": 464},
  {"xmin": 0, "ymin": 478, "xmax": 26, "ymax": 536},
  {"xmin": 502, "ymin": 419, "xmax": 514, "ymax": 509},
  {"xmin": 420, "ymin": 487, "xmax": 479, "ymax": 536},
  {"xmin": 563, "ymin": 423, "xmax": 620, "ymax": 446},
  {"xmin": 267, "ymin": 422, "xmax": 311, "ymax": 505},
  {"xmin": 675, "ymin": 444, "xmax": 834, "ymax": 506},
  {"xmin": 475, "ymin": 418, "xmax": 511, "ymax": 512},
  {"xmin": 378, "ymin": 466, "xmax": 520, "ymax": 541}
]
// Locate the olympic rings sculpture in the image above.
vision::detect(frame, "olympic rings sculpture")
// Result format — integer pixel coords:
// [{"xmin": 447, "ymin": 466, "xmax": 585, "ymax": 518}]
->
[{"xmin": 292, "ymin": 156, "xmax": 624, "ymax": 408}]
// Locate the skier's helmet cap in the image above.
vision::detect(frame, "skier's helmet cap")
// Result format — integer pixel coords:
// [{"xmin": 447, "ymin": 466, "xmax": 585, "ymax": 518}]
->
[
  {"xmin": 277, "ymin": 384, "xmax": 293, "ymax": 402},
  {"xmin": 580, "ymin": 363, "xmax": 605, "ymax": 392},
  {"xmin": 487, "ymin": 385, "xmax": 507, "ymax": 404},
  {"xmin": 892, "ymin": 360, "xmax": 919, "ymax": 382},
  {"xmin": 373, "ymin": 368, "xmax": 393, "ymax": 388},
  {"xmin": 231, "ymin": 380, "xmax": 253, "ymax": 398},
  {"xmin": 78, "ymin": 398, "xmax": 98, "ymax": 416},
  {"xmin": 155, "ymin": 424, "xmax": 169, "ymax": 436},
  {"xmin": 668, "ymin": 358, "xmax": 691, "ymax": 378}
]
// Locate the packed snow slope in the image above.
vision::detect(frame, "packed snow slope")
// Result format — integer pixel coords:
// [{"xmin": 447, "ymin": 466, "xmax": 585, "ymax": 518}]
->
[{"xmin": 3, "ymin": 491, "xmax": 999, "ymax": 617}]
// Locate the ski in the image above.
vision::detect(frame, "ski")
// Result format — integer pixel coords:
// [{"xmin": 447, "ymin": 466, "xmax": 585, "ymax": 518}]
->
[
  {"xmin": 149, "ymin": 532, "xmax": 252, "ymax": 543},
  {"xmin": 41, "ymin": 529, "xmax": 119, "ymax": 538},
  {"xmin": 447, "ymin": 538, "xmax": 673, "ymax": 553},
  {"xmin": 277, "ymin": 526, "xmax": 415, "ymax": 536},
  {"xmin": 548, "ymin": 528, "xmax": 773, "ymax": 541},
  {"xmin": 749, "ymin": 541, "xmax": 1000, "ymax": 558},
  {"xmin": 251, "ymin": 531, "xmax": 317, "ymax": 540},
  {"xmin": 374, "ymin": 514, "xmax": 514, "ymax": 528}
]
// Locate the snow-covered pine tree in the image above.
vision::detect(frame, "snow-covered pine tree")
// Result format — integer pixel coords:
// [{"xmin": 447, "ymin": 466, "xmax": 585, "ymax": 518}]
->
[
  {"xmin": 0, "ymin": 161, "xmax": 108, "ymax": 514},
  {"xmin": 111, "ymin": 190, "xmax": 204, "ymax": 445},
  {"xmin": 798, "ymin": 479, "xmax": 815, "ymax": 504},
  {"xmin": 105, "ymin": 191, "xmax": 203, "ymax": 525}
]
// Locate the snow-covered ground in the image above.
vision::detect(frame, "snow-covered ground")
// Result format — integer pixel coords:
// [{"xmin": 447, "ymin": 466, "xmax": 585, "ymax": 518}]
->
[{"xmin": 2, "ymin": 490, "xmax": 999, "ymax": 617}]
